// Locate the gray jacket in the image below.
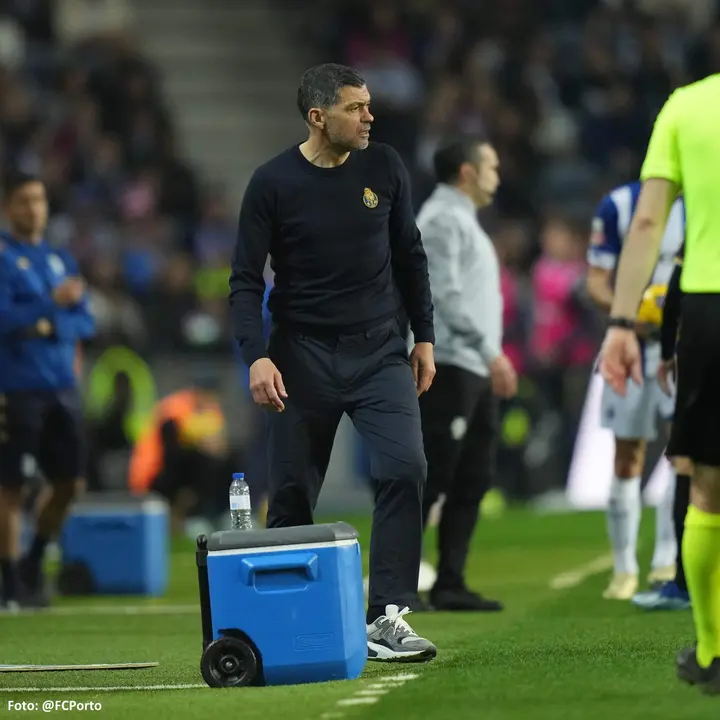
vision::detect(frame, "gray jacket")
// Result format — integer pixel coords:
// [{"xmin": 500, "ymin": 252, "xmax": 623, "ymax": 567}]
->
[{"xmin": 411, "ymin": 184, "xmax": 503, "ymax": 378}]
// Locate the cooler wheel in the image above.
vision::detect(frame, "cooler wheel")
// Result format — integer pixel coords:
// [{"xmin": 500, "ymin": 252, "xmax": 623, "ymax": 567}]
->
[{"xmin": 200, "ymin": 637, "xmax": 258, "ymax": 688}]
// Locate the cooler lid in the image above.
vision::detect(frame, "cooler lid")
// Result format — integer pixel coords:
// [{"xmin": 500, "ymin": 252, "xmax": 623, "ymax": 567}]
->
[
  {"xmin": 68, "ymin": 491, "xmax": 168, "ymax": 514},
  {"xmin": 206, "ymin": 521, "xmax": 359, "ymax": 552}
]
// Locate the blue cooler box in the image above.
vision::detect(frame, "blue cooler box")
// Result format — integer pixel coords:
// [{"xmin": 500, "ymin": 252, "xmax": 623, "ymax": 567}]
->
[
  {"xmin": 59, "ymin": 492, "xmax": 169, "ymax": 596},
  {"xmin": 197, "ymin": 522, "xmax": 367, "ymax": 688}
]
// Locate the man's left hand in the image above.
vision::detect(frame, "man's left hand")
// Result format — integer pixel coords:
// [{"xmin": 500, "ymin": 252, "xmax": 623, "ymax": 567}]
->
[{"xmin": 410, "ymin": 342, "xmax": 435, "ymax": 397}]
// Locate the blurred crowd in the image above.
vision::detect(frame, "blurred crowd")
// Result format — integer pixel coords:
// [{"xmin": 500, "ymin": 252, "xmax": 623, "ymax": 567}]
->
[
  {"xmin": 4, "ymin": 0, "xmax": 719, "ymax": 370},
  {"xmin": 309, "ymin": 0, "xmax": 720, "ymax": 493},
  {"xmin": 0, "ymin": 0, "xmax": 235, "ymax": 356},
  {"xmin": 3, "ymin": 0, "xmax": 720, "ymax": 501}
]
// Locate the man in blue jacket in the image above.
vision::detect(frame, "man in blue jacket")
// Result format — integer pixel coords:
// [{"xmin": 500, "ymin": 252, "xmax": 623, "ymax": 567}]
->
[{"xmin": 0, "ymin": 171, "xmax": 95, "ymax": 610}]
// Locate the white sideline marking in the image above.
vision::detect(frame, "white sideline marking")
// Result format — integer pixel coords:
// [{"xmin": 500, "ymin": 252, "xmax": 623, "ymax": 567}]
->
[
  {"xmin": 320, "ymin": 669, "xmax": 421, "ymax": 717},
  {"xmin": 0, "ymin": 604, "xmax": 199, "ymax": 618},
  {"xmin": 0, "ymin": 684, "xmax": 206, "ymax": 693},
  {"xmin": 549, "ymin": 553, "xmax": 614, "ymax": 590},
  {"xmin": 337, "ymin": 697, "xmax": 379, "ymax": 706},
  {"xmin": 356, "ymin": 689, "xmax": 389, "ymax": 696}
]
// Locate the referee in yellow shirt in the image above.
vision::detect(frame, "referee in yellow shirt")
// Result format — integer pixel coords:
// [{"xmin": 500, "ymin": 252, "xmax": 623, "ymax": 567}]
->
[{"xmin": 600, "ymin": 75, "xmax": 720, "ymax": 694}]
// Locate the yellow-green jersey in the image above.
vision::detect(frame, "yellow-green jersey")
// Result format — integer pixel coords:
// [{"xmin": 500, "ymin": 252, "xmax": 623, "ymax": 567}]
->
[{"xmin": 640, "ymin": 74, "xmax": 720, "ymax": 293}]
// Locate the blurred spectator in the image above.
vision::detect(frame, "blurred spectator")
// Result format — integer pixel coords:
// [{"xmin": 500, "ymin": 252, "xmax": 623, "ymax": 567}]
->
[
  {"xmin": 193, "ymin": 184, "xmax": 235, "ymax": 269},
  {"xmin": 0, "ymin": 0, "xmax": 206, "ymax": 358},
  {"xmin": 493, "ymin": 221, "xmax": 532, "ymax": 378},
  {"xmin": 85, "ymin": 256, "xmax": 147, "ymax": 348},
  {"xmin": 85, "ymin": 370, "xmax": 134, "ymax": 491},
  {"xmin": 340, "ymin": 1, "xmax": 426, "ymax": 166},
  {"xmin": 55, "ymin": 0, "xmax": 133, "ymax": 48},
  {"xmin": 530, "ymin": 217, "xmax": 595, "ymax": 372},
  {"xmin": 0, "ymin": 14, "xmax": 24, "ymax": 69},
  {"xmin": 530, "ymin": 216, "xmax": 597, "ymax": 471},
  {"xmin": 128, "ymin": 377, "xmax": 237, "ymax": 531}
]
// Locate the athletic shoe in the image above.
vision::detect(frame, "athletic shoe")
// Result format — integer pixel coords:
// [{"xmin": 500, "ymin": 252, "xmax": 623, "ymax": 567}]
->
[
  {"xmin": 17, "ymin": 558, "xmax": 50, "ymax": 609},
  {"xmin": 676, "ymin": 647, "xmax": 720, "ymax": 695},
  {"xmin": 602, "ymin": 572, "xmax": 638, "ymax": 600},
  {"xmin": 631, "ymin": 581, "xmax": 690, "ymax": 611},
  {"xmin": 647, "ymin": 564, "xmax": 676, "ymax": 589},
  {"xmin": 0, "ymin": 600, "xmax": 20, "ymax": 614},
  {"xmin": 430, "ymin": 587, "xmax": 503, "ymax": 612},
  {"xmin": 367, "ymin": 604, "xmax": 437, "ymax": 663}
]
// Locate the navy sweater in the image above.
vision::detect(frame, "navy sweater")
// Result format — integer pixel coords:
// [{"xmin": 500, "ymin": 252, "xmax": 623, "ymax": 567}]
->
[{"xmin": 229, "ymin": 142, "xmax": 434, "ymax": 367}]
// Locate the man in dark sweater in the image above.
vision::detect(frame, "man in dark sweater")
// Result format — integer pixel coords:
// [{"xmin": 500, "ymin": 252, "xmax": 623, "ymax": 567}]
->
[{"xmin": 229, "ymin": 64, "xmax": 437, "ymax": 662}]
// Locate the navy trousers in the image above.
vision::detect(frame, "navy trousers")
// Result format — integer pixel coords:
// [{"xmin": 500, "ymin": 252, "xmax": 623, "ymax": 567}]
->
[{"xmin": 265, "ymin": 316, "xmax": 427, "ymax": 611}]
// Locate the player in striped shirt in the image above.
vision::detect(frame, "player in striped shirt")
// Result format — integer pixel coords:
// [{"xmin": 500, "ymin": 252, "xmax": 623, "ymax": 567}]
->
[{"xmin": 586, "ymin": 180, "xmax": 684, "ymax": 601}]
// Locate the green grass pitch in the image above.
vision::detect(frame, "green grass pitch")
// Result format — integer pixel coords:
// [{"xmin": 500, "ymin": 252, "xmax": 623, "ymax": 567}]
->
[{"xmin": 0, "ymin": 509, "xmax": 714, "ymax": 719}]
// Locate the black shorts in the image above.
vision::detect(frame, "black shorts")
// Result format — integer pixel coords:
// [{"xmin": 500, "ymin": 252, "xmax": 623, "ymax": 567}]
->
[
  {"xmin": 0, "ymin": 389, "xmax": 85, "ymax": 487},
  {"xmin": 667, "ymin": 294, "xmax": 720, "ymax": 466}
]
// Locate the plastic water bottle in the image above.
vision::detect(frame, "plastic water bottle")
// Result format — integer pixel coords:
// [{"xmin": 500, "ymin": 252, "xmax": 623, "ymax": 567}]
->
[{"xmin": 229, "ymin": 473, "xmax": 252, "ymax": 530}]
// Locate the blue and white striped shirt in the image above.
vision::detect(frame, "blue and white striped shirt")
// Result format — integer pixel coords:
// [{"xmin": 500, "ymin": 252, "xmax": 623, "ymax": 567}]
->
[{"xmin": 587, "ymin": 180, "xmax": 685, "ymax": 288}]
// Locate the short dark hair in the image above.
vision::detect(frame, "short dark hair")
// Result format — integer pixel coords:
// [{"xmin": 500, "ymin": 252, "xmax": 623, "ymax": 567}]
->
[
  {"xmin": 3, "ymin": 170, "xmax": 43, "ymax": 202},
  {"xmin": 433, "ymin": 138, "xmax": 488, "ymax": 184},
  {"xmin": 297, "ymin": 63, "xmax": 366, "ymax": 121}
]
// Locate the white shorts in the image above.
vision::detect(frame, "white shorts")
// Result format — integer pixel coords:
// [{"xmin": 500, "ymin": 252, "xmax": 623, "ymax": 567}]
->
[{"xmin": 600, "ymin": 377, "xmax": 675, "ymax": 441}]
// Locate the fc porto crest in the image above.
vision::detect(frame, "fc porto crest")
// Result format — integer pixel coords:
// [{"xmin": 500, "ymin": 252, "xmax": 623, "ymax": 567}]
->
[
  {"xmin": 363, "ymin": 187, "xmax": 379, "ymax": 209},
  {"xmin": 48, "ymin": 253, "xmax": 65, "ymax": 277}
]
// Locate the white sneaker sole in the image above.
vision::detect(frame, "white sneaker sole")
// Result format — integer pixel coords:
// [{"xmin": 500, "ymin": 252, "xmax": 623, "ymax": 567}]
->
[{"xmin": 367, "ymin": 641, "xmax": 437, "ymax": 663}]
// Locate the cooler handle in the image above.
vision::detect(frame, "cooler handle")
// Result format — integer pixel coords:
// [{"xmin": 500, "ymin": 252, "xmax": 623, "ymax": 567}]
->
[
  {"xmin": 239, "ymin": 552, "xmax": 319, "ymax": 584},
  {"xmin": 80, "ymin": 519, "xmax": 135, "ymax": 531}
]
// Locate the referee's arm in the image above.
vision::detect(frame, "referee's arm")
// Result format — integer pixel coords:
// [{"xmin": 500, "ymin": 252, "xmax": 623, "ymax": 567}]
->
[
  {"xmin": 386, "ymin": 148, "xmax": 435, "ymax": 345},
  {"xmin": 611, "ymin": 93, "xmax": 683, "ymax": 320},
  {"xmin": 229, "ymin": 171, "xmax": 274, "ymax": 368}
]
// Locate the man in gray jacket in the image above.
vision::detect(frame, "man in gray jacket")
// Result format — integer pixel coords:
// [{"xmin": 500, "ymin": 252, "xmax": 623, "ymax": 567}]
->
[{"xmin": 412, "ymin": 137, "xmax": 518, "ymax": 611}]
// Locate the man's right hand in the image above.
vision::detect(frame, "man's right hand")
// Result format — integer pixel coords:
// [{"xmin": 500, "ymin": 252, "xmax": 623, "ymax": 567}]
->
[
  {"xmin": 53, "ymin": 278, "xmax": 86, "ymax": 307},
  {"xmin": 249, "ymin": 358, "xmax": 288, "ymax": 412},
  {"xmin": 490, "ymin": 354, "xmax": 518, "ymax": 399}
]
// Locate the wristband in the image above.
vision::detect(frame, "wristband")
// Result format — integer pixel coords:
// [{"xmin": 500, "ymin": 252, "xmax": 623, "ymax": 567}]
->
[{"xmin": 607, "ymin": 317, "xmax": 636, "ymax": 330}]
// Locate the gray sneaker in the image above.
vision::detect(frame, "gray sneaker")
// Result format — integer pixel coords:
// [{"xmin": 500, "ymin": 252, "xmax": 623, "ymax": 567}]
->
[{"xmin": 366, "ymin": 604, "xmax": 437, "ymax": 663}]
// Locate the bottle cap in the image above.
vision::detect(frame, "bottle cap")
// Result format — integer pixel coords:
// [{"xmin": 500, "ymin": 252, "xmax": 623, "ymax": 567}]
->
[{"xmin": 232, "ymin": 473, "xmax": 245, "ymax": 480}]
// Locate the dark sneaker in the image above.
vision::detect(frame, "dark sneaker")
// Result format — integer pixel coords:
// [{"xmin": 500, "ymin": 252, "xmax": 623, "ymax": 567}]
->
[
  {"xmin": 676, "ymin": 647, "xmax": 720, "ymax": 695},
  {"xmin": 17, "ymin": 559, "xmax": 50, "ymax": 609},
  {"xmin": 632, "ymin": 581, "xmax": 691, "ymax": 611},
  {"xmin": 367, "ymin": 604, "xmax": 437, "ymax": 663},
  {"xmin": 430, "ymin": 587, "xmax": 503, "ymax": 612},
  {"xmin": 408, "ymin": 593, "xmax": 433, "ymax": 613}
]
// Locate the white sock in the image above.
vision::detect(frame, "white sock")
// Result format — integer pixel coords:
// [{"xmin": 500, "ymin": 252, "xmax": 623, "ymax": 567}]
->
[
  {"xmin": 607, "ymin": 476, "xmax": 641, "ymax": 575},
  {"xmin": 651, "ymin": 470, "xmax": 677, "ymax": 570}
]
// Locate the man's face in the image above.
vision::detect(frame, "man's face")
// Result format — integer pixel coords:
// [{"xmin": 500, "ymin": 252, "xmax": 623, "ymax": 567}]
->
[
  {"xmin": 5, "ymin": 181, "xmax": 49, "ymax": 239},
  {"xmin": 317, "ymin": 85, "xmax": 374, "ymax": 151},
  {"xmin": 471, "ymin": 144, "xmax": 500, "ymax": 207}
]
